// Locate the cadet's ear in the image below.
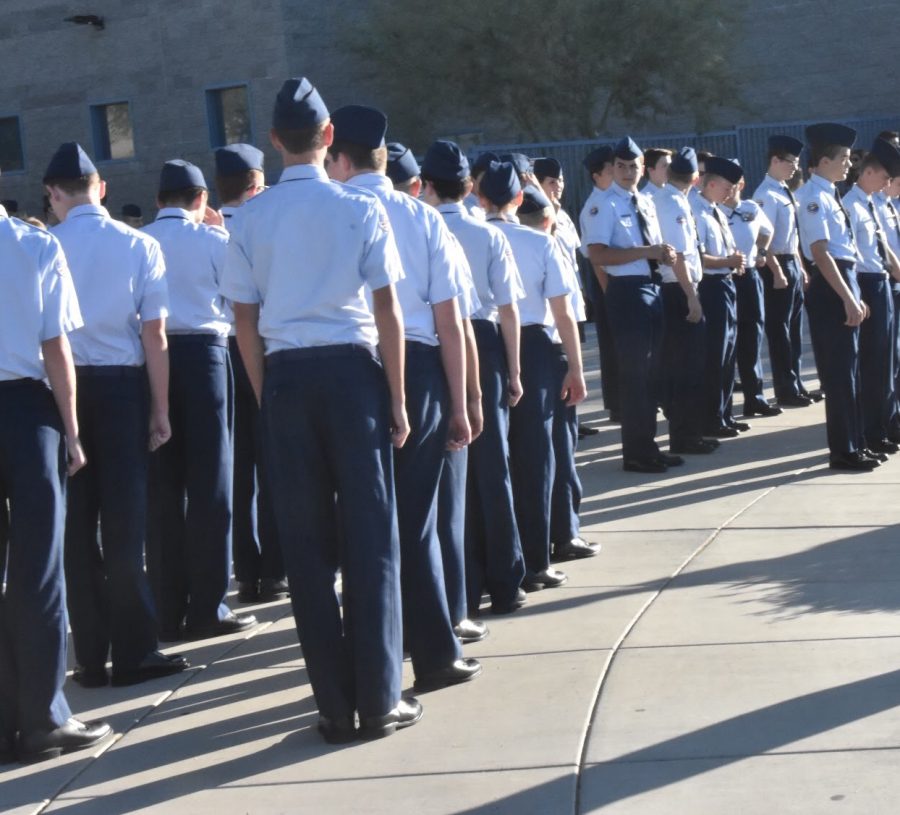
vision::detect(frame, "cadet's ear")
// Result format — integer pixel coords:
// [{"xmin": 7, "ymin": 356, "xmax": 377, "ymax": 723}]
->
[
  {"xmin": 269, "ymin": 128, "xmax": 283, "ymax": 152},
  {"xmin": 321, "ymin": 120, "xmax": 334, "ymax": 148},
  {"xmin": 408, "ymin": 177, "xmax": 422, "ymax": 198},
  {"xmin": 97, "ymin": 179, "xmax": 107, "ymax": 201},
  {"xmin": 512, "ymin": 189, "xmax": 524, "ymax": 208}
]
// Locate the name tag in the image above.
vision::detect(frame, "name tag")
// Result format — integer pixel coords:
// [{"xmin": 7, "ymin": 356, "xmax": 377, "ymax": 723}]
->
[{"xmin": 620, "ymin": 216, "xmax": 634, "ymax": 229}]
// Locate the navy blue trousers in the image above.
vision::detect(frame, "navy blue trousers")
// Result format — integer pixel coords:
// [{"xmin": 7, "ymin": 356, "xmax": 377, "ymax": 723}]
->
[
  {"xmin": 465, "ymin": 320, "xmax": 525, "ymax": 613},
  {"xmin": 0, "ymin": 380, "xmax": 71, "ymax": 736},
  {"xmin": 65, "ymin": 368, "xmax": 158, "ymax": 671},
  {"xmin": 892, "ymin": 287, "xmax": 900, "ymax": 430},
  {"xmin": 589, "ymin": 273, "xmax": 620, "ymax": 415},
  {"xmin": 262, "ymin": 346, "xmax": 402, "ymax": 720},
  {"xmin": 661, "ymin": 283, "xmax": 707, "ymax": 446},
  {"xmin": 229, "ymin": 338, "xmax": 283, "ymax": 583},
  {"xmin": 437, "ymin": 447, "xmax": 467, "ymax": 626},
  {"xmin": 735, "ymin": 269, "xmax": 767, "ymax": 408},
  {"xmin": 857, "ymin": 273, "xmax": 894, "ymax": 446},
  {"xmin": 393, "ymin": 341, "xmax": 461, "ymax": 676},
  {"xmin": 805, "ymin": 264, "xmax": 863, "ymax": 455},
  {"xmin": 550, "ymin": 345, "xmax": 581, "ymax": 545},
  {"xmin": 147, "ymin": 337, "xmax": 233, "ymax": 632},
  {"xmin": 762, "ymin": 257, "xmax": 805, "ymax": 400},
  {"xmin": 699, "ymin": 275, "xmax": 737, "ymax": 430},
  {"xmin": 605, "ymin": 276, "xmax": 663, "ymax": 460},
  {"xmin": 510, "ymin": 325, "xmax": 558, "ymax": 574}
]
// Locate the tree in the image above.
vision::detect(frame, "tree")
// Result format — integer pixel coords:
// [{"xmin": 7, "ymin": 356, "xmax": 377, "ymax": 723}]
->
[{"xmin": 338, "ymin": 0, "xmax": 744, "ymax": 146}]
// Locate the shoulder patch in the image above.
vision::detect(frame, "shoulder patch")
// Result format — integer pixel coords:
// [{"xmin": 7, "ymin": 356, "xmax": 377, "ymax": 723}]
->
[
  {"xmin": 741, "ymin": 211, "xmax": 755, "ymax": 222},
  {"xmin": 806, "ymin": 202, "xmax": 819, "ymax": 213},
  {"xmin": 676, "ymin": 215, "xmax": 686, "ymax": 224},
  {"xmin": 589, "ymin": 206, "xmax": 598, "ymax": 216}
]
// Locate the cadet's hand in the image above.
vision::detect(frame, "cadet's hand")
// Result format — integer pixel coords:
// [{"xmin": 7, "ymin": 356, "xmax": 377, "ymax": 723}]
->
[
  {"xmin": 508, "ymin": 373, "xmax": 523, "ymax": 408},
  {"xmin": 729, "ymin": 252, "xmax": 745, "ymax": 274},
  {"xmin": 446, "ymin": 411, "xmax": 472, "ymax": 451},
  {"xmin": 561, "ymin": 368, "xmax": 587, "ymax": 406},
  {"xmin": 802, "ymin": 270, "xmax": 810, "ymax": 290},
  {"xmin": 149, "ymin": 411, "xmax": 172, "ymax": 452},
  {"xmin": 686, "ymin": 293, "xmax": 703, "ymax": 324},
  {"xmin": 774, "ymin": 270, "xmax": 789, "ymax": 289},
  {"xmin": 66, "ymin": 435, "xmax": 87, "ymax": 476},
  {"xmin": 203, "ymin": 206, "xmax": 225, "ymax": 227},
  {"xmin": 659, "ymin": 244, "xmax": 677, "ymax": 267},
  {"xmin": 843, "ymin": 296, "xmax": 865, "ymax": 327},
  {"xmin": 467, "ymin": 396, "xmax": 484, "ymax": 443},
  {"xmin": 861, "ymin": 299, "xmax": 870, "ymax": 321},
  {"xmin": 391, "ymin": 403, "xmax": 410, "ymax": 449}
]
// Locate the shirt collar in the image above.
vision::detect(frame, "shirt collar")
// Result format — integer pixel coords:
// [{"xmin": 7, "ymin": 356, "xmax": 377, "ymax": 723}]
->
[
  {"xmin": 437, "ymin": 201, "xmax": 466, "ymax": 215},
  {"xmin": 156, "ymin": 207, "xmax": 193, "ymax": 221},
  {"xmin": 610, "ymin": 182, "xmax": 634, "ymax": 200},
  {"xmin": 349, "ymin": 172, "xmax": 393, "ymax": 192},
  {"xmin": 850, "ymin": 183, "xmax": 871, "ymax": 202},
  {"xmin": 278, "ymin": 164, "xmax": 329, "ymax": 183},
  {"xmin": 67, "ymin": 203, "xmax": 109, "ymax": 220},
  {"xmin": 810, "ymin": 173, "xmax": 835, "ymax": 193},
  {"xmin": 220, "ymin": 205, "xmax": 238, "ymax": 218}
]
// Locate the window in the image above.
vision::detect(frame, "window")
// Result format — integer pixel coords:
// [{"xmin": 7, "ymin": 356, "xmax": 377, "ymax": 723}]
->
[
  {"xmin": 206, "ymin": 85, "xmax": 252, "ymax": 148},
  {"xmin": 91, "ymin": 102, "xmax": 134, "ymax": 161},
  {"xmin": 0, "ymin": 116, "xmax": 24, "ymax": 172}
]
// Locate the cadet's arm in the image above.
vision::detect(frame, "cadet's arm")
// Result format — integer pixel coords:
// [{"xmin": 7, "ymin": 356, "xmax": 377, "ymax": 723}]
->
[
  {"xmin": 589, "ymin": 243, "xmax": 661, "ymax": 268},
  {"xmin": 141, "ymin": 318, "xmax": 171, "ymax": 451},
  {"xmin": 887, "ymin": 245, "xmax": 900, "ymax": 282},
  {"xmin": 497, "ymin": 302, "xmax": 523, "ymax": 406},
  {"xmin": 372, "ymin": 284, "xmax": 409, "ymax": 448},
  {"xmin": 233, "ymin": 302, "xmax": 265, "ymax": 405},
  {"xmin": 42, "ymin": 333, "xmax": 86, "ymax": 475},
  {"xmin": 548, "ymin": 294, "xmax": 586, "ymax": 406},
  {"xmin": 463, "ymin": 318, "xmax": 483, "ymax": 442},
  {"xmin": 586, "ymin": 245, "xmax": 610, "ymax": 292},
  {"xmin": 810, "ymin": 240, "xmax": 865, "ymax": 326},
  {"xmin": 433, "ymin": 297, "xmax": 472, "ymax": 449}
]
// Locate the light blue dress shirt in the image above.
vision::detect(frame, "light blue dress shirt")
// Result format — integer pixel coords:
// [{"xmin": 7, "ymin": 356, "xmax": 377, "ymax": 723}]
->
[
  {"xmin": 796, "ymin": 174, "xmax": 858, "ymax": 264},
  {"xmin": 578, "ymin": 186, "xmax": 609, "ymax": 259},
  {"xmin": 654, "ymin": 186, "xmax": 703, "ymax": 284},
  {"xmin": 722, "ymin": 199, "xmax": 773, "ymax": 268},
  {"xmin": 694, "ymin": 195, "xmax": 736, "ymax": 274},
  {"xmin": 842, "ymin": 185, "xmax": 887, "ymax": 275},
  {"xmin": 874, "ymin": 191, "xmax": 900, "ymax": 258},
  {"xmin": 752, "ymin": 174, "xmax": 799, "ymax": 255}
]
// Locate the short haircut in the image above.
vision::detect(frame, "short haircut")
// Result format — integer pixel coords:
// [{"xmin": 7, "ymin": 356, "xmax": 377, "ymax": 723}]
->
[
  {"xmin": 810, "ymin": 142, "xmax": 847, "ymax": 166},
  {"xmin": 215, "ymin": 169, "xmax": 260, "ymax": 205},
  {"xmin": 860, "ymin": 152, "xmax": 886, "ymax": 173},
  {"xmin": 422, "ymin": 174, "xmax": 467, "ymax": 201},
  {"xmin": 392, "ymin": 177, "xmax": 418, "ymax": 194},
  {"xmin": 702, "ymin": 173, "xmax": 725, "ymax": 189},
  {"xmin": 697, "ymin": 150, "xmax": 714, "ymax": 168},
  {"xmin": 767, "ymin": 147, "xmax": 796, "ymax": 163},
  {"xmin": 158, "ymin": 186, "xmax": 205, "ymax": 209},
  {"xmin": 518, "ymin": 207, "xmax": 552, "ymax": 228},
  {"xmin": 273, "ymin": 121, "xmax": 328, "ymax": 155},
  {"xmin": 328, "ymin": 140, "xmax": 387, "ymax": 173},
  {"xmin": 668, "ymin": 169, "xmax": 695, "ymax": 186},
  {"xmin": 43, "ymin": 172, "xmax": 100, "ymax": 196},
  {"xmin": 877, "ymin": 130, "xmax": 900, "ymax": 144},
  {"xmin": 644, "ymin": 147, "xmax": 672, "ymax": 169}
]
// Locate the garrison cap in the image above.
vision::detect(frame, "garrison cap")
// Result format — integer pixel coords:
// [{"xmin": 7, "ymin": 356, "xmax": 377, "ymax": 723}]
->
[
  {"xmin": 805, "ymin": 122, "xmax": 857, "ymax": 149},
  {"xmin": 583, "ymin": 145, "xmax": 614, "ymax": 174},
  {"xmin": 215, "ymin": 144, "xmax": 264, "ymax": 176},
  {"xmin": 870, "ymin": 137, "xmax": 900, "ymax": 177},
  {"xmin": 768, "ymin": 134, "xmax": 804, "ymax": 156},
  {"xmin": 471, "ymin": 151, "xmax": 499, "ymax": 176},
  {"xmin": 500, "ymin": 152, "xmax": 531, "ymax": 175},
  {"xmin": 121, "ymin": 203, "xmax": 142, "ymax": 218},
  {"xmin": 386, "ymin": 142, "xmax": 420, "ymax": 185},
  {"xmin": 159, "ymin": 160, "xmax": 207, "ymax": 193},
  {"xmin": 273, "ymin": 77, "xmax": 329, "ymax": 130},
  {"xmin": 1, "ymin": 199, "xmax": 18, "ymax": 214},
  {"xmin": 43, "ymin": 142, "xmax": 97, "ymax": 182},
  {"xmin": 533, "ymin": 157, "xmax": 562, "ymax": 180},
  {"xmin": 704, "ymin": 156, "xmax": 743, "ymax": 184},
  {"xmin": 517, "ymin": 185, "xmax": 552, "ymax": 216},
  {"xmin": 331, "ymin": 105, "xmax": 388, "ymax": 149},
  {"xmin": 421, "ymin": 140, "xmax": 469, "ymax": 182},
  {"xmin": 613, "ymin": 136, "xmax": 642, "ymax": 160},
  {"xmin": 670, "ymin": 147, "xmax": 698, "ymax": 175},
  {"xmin": 480, "ymin": 161, "xmax": 521, "ymax": 207}
]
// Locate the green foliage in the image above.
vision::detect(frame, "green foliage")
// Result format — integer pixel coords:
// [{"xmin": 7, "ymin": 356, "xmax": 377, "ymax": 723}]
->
[{"xmin": 339, "ymin": 0, "xmax": 743, "ymax": 146}]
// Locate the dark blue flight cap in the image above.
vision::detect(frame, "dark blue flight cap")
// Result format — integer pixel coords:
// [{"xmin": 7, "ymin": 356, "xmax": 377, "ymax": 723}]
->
[
  {"xmin": 121, "ymin": 203, "xmax": 141, "ymax": 218},
  {"xmin": 480, "ymin": 161, "xmax": 521, "ymax": 207},
  {"xmin": 386, "ymin": 142, "xmax": 420, "ymax": 185},
  {"xmin": 870, "ymin": 137, "xmax": 900, "ymax": 177},
  {"xmin": 215, "ymin": 144, "xmax": 264, "ymax": 176},
  {"xmin": 533, "ymin": 157, "xmax": 562, "ymax": 180},
  {"xmin": 272, "ymin": 77, "xmax": 329, "ymax": 130},
  {"xmin": 805, "ymin": 123, "xmax": 857, "ymax": 149},
  {"xmin": 500, "ymin": 152, "xmax": 531, "ymax": 175},
  {"xmin": 43, "ymin": 142, "xmax": 97, "ymax": 182},
  {"xmin": 2, "ymin": 199, "xmax": 19, "ymax": 213},
  {"xmin": 517, "ymin": 185, "xmax": 552, "ymax": 216},
  {"xmin": 159, "ymin": 160, "xmax": 208, "ymax": 193},
  {"xmin": 422, "ymin": 140, "xmax": 470, "ymax": 182},
  {"xmin": 583, "ymin": 145, "xmax": 614, "ymax": 173},
  {"xmin": 768, "ymin": 134, "xmax": 804, "ymax": 156},
  {"xmin": 471, "ymin": 151, "xmax": 499, "ymax": 176},
  {"xmin": 613, "ymin": 136, "xmax": 642, "ymax": 160},
  {"xmin": 670, "ymin": 146, "xmax": 698, "ymax": 175},
  {"xmin": 331, "ymin": 105, "xmax": 388, "ymax": 149},
  {"xmin": 704, "ymin": 156, "xmax": 743, "ymax": 184}
]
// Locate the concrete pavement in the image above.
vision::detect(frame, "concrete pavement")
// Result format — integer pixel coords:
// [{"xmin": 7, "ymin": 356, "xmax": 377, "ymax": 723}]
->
[{"xmin": 4, "ymin": 342, "xmax": 900, "ymax": 815}]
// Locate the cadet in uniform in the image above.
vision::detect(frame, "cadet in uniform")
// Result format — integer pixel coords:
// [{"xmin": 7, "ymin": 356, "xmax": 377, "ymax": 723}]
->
[
  {"xmin": 0, "ymin": 196, "xmax": 113, "ymax": 763},
  {"xmin": 221, "ymin": 78, "xmax": 421, "ymax": 741},
  {"xmin": 215, "ymin": 144, "xmax": 287, "ymax": 604},
  {"xmin": 326, "ymin": 106, "xmax": 481, "ymax": 692},
  {"xmin": 144, "ymin": 161, "xmax": 257, "ymax": 640},
  {"xmin": 583, "ymin": 137, "xmax": 678, "ymax": 472},
  {"xmin": 465, "ymin": 151, "xmax": 497, "ymax": 220},
  {"xmin": 643, "ymin": 147, "xmax": 672, "ymax": 199},
  {"xmin": 841, "ymin": 138, "xmax": 900, "ymax": 455},
  {"xmin": 45, "ymin": 143, "xmax": 189, "ymax": 687},
  {"xmin": 797, "ymin": 123, "xmax": 874, "ymax": 470},
  {"xmin": 752, "ymin": 135, "xmax": 812, "ymax": 408},
  {"xmin": 873, "ymin": 164, "xmax": 900, "ymax": 439}
]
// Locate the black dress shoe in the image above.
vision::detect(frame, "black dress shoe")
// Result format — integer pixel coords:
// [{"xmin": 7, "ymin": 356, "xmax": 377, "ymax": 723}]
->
[
  {"xmin": 359, "ymin": 697, "xmax": 423, "ymax": 739},
  {"xmin": 0, "ymin": 732, "xmax": 15, "ymax": 764},
  {"xmin": 258, "ymin": 578, "xmax": 290, "ymax": 602},
  {"xmin": 727, "ymin": 420, "xmax": 751, "ymax": 432},
  {"xmin": 803, "ymin": 389, "xmax": 824, "ymax": 402},
  {"xmin": 111, "ymin": 651, "xmax": 190, "ymax": 687},
  {"xmin": 887, "ymin": 426, "xmax": 900, "ymax": 445},
  {"xmin": 778, "ymin": 394, "xmax": 812, "ymax": 407},
  {"xmin": 523, "ymin": 567, "xmax": 568, "ymax": 590},
  {"xmin": 317, "ymin": 714, "xmax": 357, "ymax": 744},
  {"xmin": 18, "ymin": 718, "xmax": 113, "ymax": 763},
  {"xmin": 608, "ymin": 412, "xmax": 622, "ymax": 424},
  {"xmin": 414, "ymin": 658, "xmax": 482, "ymax": 692},
  {"xmin": 656, "ymin": 452, "xmax": 684, "ymax": 467},
  {"xmin": 743, "ymin": 402, "xmax": 783, "ymax": 417},
  {"xmin": 704, "ymin": 425, "xmax": 740, "ymax": 438},
  {"xmin": 553, "ymin": 537, "xmax": 600, "ymax": 560},
  {"xmin": 623, "ymin": 457, "xmax": 667, "ymax": 473},
  {"xmin": 578, "ymin": 423, "xmax": 600, "ymax": 438},
  {"xmin": 700, "ymin": 436, "xmax": 721, "ymax": 448},
  {"xmin": 871, "ymin": 438, "xmax": 900, "ymax": 454},
  {"xmin": 670, "ymin": 438, "xmax": 717, "ymax": 454},
  {"xmin": 453, "ymin": 618, "xmax": 489, "ymax": 643},
  {"xmin": 861, "ymin": 448, "xmax": 889, "ymax": 463},
  {"xmin": 829, "ymin": 452, "xmax": 879, "ymax": 471},
  {"xmin": 490, "ymin": 588, "xmax": 527, "ymax": 615},
  {"xmin": 72, "ymin": 665, "xmax": 109, "ymax": 688},
  {"xmin": 236, "ymin": 581, "xmax": 259, "ymax": 603},
  {"xmin": 184, "ymin": 611, "xmax": 258, "ymax": 641}
]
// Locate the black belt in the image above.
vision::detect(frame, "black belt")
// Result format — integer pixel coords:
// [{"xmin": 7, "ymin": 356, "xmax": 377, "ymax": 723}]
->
[
  {"xmin": 75, "ymin": 365, "xmax": 144, "ymax": 378},
  {"xmin": 266, "ymin": 344, "xmax": 377, "ymax": 366},
  {"xmin": 168, "ymin": 334, "xmax": 228, "ymax": 348},
  {"xmin": 0, "ymin": 377, "xmax": 46, "ymax": 390},
  {"xmin": 806, "ymin": 258, "xmax": 856, "ymax": 277}
]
